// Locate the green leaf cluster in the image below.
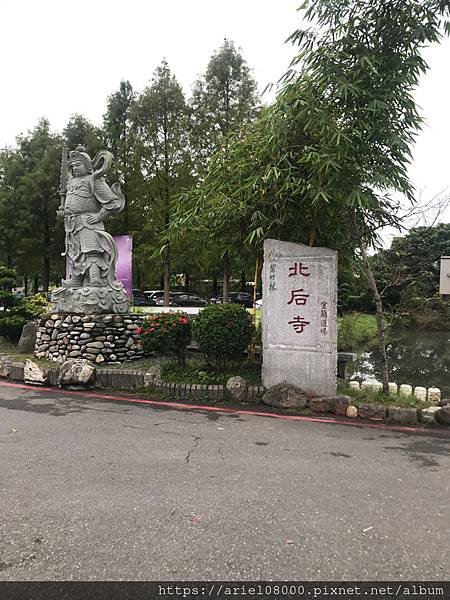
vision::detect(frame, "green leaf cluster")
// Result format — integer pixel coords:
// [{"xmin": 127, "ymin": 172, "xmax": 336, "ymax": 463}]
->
[
  {"xmin": 139, "ymin": 312, "xmax": 192, "ymax": 365},
  {"xmin": 168, "ymin": 0, "xmax": 450, "ymax": 261},
  {"xmin": 192, "ymin": 303, "xmax": 255, "ymax": 371}
]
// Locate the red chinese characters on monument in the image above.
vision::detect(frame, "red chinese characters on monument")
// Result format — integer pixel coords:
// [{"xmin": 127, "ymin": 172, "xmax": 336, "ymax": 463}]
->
[
  {"xmin": 289, "ymin": 262, "xmax": 310, "ymax": 278},
  {"xmin": 286, "ymin": 262, "xmax": 328, "ymax": 337},
  {"xmin": 287, "ymin": 262, "xmax": 311, "ymax": 334},
  {"xmin": 288, "ymin": 315, "xmax": 310, "ymax": 333},
  {"xmin": 287, "ymin": 289, "xmax": 309, "ymax": 306}
]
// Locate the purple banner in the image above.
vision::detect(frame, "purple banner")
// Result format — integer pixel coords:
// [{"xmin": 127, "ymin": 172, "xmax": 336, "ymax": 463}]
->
[
  {"xmin": 114, "ymin": 235, "xmax": 133, "ymax": 298},
  {"xmin": 65, "ymin": 235, "xmax": 133, "ymax": 298}
]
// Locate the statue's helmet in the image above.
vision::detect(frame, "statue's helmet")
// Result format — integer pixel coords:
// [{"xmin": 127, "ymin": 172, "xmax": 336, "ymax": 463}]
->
[{"xmin": 68, "ymin": 145, "xmax": 93, "ymax": 173}]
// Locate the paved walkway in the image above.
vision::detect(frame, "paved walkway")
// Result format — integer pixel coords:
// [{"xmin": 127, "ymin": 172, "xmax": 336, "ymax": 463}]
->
[{"xmin": 0, "ymin": 382, "xmax": 449, "ymax": 580}]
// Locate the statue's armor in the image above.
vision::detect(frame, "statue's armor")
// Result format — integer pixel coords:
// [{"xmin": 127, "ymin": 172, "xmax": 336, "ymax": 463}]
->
[
  {"xmin": 65, "ymin": 177, "xmax": 106, "ymax": 255},
  {"xmin": 64, "ymin": 175, "xmax": 120, "ymax": 281}
]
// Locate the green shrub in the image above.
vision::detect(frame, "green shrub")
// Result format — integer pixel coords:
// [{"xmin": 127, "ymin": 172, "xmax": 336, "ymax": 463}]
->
[
  {"xmin": 0, "ymin": 291, "xmax": 19, "ymax": 309},
  {"xmin": 338, "ymin": 312, "xmax": 378, "ymax": 351},
  {"xmin": 138, "ymin": 312, "xmax": 191, "ymax": 365},
  {"xmin": 20, "ymin": 293, "xmax": 50, "ymax": 318},
  {"xmin": 0, "ymin": 315, "xmax": 27, "ymax": 342},
  {"xmin": 192, "ymin": 303, "xmax": 255, "ymax": 371}
]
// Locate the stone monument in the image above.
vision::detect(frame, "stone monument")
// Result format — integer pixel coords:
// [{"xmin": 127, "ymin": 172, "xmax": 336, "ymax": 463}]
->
[
  {"xmin": 262, "ymin": 239, "xmax": 337, "ymax": 396},
  {"xmin": 50, "ymin": 145, "xmax": 129, "ymax": 314}
]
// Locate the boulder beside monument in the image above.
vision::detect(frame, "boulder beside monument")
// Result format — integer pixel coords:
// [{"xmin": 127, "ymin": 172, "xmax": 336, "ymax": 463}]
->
[{"xmin": 262, "ymin": 239, "xmax": 338, "ymax": 396}]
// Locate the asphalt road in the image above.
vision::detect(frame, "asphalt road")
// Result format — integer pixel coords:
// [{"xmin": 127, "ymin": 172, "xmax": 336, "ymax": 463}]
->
[{"xmin": 0, "ymin": 382, "xmax": 449, "ymax": 581}]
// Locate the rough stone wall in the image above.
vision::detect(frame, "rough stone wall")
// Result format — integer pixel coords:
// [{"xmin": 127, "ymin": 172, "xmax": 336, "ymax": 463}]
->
[{"xmin": 34, "ymin": 313, "xmax": 145, "ymax": 364}]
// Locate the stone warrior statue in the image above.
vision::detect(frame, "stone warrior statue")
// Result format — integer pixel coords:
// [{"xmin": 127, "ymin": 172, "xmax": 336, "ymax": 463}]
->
[{"xmin": 50, "ymin": 145, "xmax": 129, "ymax": 314}]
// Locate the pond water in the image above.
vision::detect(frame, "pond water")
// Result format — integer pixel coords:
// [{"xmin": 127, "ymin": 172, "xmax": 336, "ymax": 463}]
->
[{"xmin": 348, "ymin": 330, "xmax": 450, "ymax": 397}]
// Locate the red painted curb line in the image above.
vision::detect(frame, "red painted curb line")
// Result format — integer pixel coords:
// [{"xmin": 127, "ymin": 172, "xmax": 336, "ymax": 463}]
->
[{"xmin": 0, "ymin": 380, "xmax": 440, "ymax": 434}]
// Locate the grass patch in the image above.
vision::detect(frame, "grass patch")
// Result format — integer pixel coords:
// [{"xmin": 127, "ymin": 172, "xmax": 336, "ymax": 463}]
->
[
  {"xmin": 161, "ymin": 359, "xmax": 262, "ymax": 385},
  {"xmin": 105, "ymin": 356, "xmax": 168, "ymax": 371},
  {"xmin": 0, "ymin": 336, "xmax": 54, "ymax": 368},
  {"xmin": 338, "ymin": 312, "xmax": 378, "ymax": 351},
  {"xmin": 339, "ymin": 382, "xmax": 432, "ymax": 409}
]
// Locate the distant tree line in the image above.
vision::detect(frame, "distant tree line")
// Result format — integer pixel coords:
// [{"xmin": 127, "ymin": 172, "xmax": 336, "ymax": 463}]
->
[
  {"xmin": 0, "ymin": 40, "xmax": 259, "ymax": 299},
  {"xmin": 1, "ymin": 0, "xmax": 449, "ymax": 377}
]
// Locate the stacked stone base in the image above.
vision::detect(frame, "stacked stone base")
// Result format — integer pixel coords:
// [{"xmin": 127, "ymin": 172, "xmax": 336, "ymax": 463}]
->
[{"xmin": 34, "ymin": 313, "xmax": 145, "ymax": 364}]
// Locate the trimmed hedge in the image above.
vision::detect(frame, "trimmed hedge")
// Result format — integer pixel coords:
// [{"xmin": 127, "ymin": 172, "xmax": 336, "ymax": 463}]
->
[{"xmin": 192, "ymin": 303, "xmax": 255, "ymax": 371}]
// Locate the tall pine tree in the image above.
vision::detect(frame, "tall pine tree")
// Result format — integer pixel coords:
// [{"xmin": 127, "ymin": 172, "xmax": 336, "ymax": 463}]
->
[{"xmin": 132, "ymin": 61, "xmax": 192, "ymax": 303}]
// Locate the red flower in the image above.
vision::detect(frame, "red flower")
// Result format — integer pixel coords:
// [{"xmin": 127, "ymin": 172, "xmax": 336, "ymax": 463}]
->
[{"xmin": 136, "ymin": 327, "xmax": 142, "ymax": 334}]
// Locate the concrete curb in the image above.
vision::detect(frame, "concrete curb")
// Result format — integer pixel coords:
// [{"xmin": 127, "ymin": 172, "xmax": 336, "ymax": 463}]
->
[{"xmin": 0, "ymin": 358, "xmax": 448, "ymax": 428}]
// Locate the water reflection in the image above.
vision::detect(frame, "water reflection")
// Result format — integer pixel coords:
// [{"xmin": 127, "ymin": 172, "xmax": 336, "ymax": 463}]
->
[{"xmin": 349, "ymin": 331, "xmax": 450, "ymax": 396}]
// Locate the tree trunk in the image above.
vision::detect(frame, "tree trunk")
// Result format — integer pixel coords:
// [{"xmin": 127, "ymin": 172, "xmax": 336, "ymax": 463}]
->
[
  {"xmin": 212, "ymin": 274, "xmax": 218, "ymax": 297},
  {"xmin": 184, "ymin": 272, "xmax": 190, "ymax": 293},
  {"xmin": 33, "ymin": 275, "xmax": 39, "ymax": 294},
  {"xmin": 240, "ymin": 270, "xmax": 246, "ymax": 292},
  {"xmin": 223, "ymin": 251, "xmax": 230, "ymax": 303},
  {"xmin": 136, "ymin": 264, "xmax": 141, "ymax": 290},
  {"xmin": 359, "ymin": 237, "xmax": 389, "ymax": 394},
  {"xmin": 43, "ymin": 255, "xmax": 50, "ymax": 293},
  {"xmin": 43, "ymin": 196, "xmax": 51, "ymax": 292},
  {"xmin": 163, "ymin": 257, "xmax": 170, "ymax": 307},
  {"xmin": 24, "ymin": 276, "xmax": 28, "ymax": 296}
]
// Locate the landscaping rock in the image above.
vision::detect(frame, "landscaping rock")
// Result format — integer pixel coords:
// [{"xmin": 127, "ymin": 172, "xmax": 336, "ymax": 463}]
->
[
  {"xmin": 419, "ymin": 406, "xmax": 442, "ymax": 425},
  {"xmin": 414, "ymin": 386, "xmax": 427, "ymax": 401},
  {"xmin": 17, "ymin": 320, "xmax": 39, "ymax": 354},
  {"xmin": 0, "ymin": 356, "xmax": 13, "ymax": 378},
  {"xmin": 427, "ymin": 387, "xmax": 441, "ymax": 404},
  {"xmin": 58, "ymin": 359, "xmax": 95, "ymax": 387},
  {"xmin": 309, "ymin": 396, "xmax": 335, "ymax": 413},
  {"xmin": 388, "ymin": 382, "xmax": 398, "ymax": 396},
  {"xmin": 331, "ymin": 395, "xmax": 351, "ymax": 415},
  {"xmin": 144, "ymin": 365, "xmax": 163, "ymax": 387},
  {"xmin": 262, "ymin": 384, "xmax": 309, "ymax": 409},
  {"xmin": 399, "ymin": 384, "xmax": 413, "ymax": 396},
  {"xmin": 358, "ymin": 404, "xmax": 386, "ymax": 420},
  {"xmin": 346, "ymin": 405, "xmax": 358, "ymax": 418},
  {"xmin": 386, "ymin": 407, "xmax": 418, "ymax": 425},
  {"xmin": 24, "ymin": 359, "xmax": 48, "ymax": 384},
  {"xmin": 226, "ymin": 376, "xmax": 248, "ymax": 401},
  {"xmin": 436, "ymin": 406, "xmax": 450, "ymax": 425}
]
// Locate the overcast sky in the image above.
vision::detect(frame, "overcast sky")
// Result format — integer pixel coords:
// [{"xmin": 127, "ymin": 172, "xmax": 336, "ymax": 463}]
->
[{"xmin": 1, "ymin": 0, "xmax": 449, "ymax": 233}]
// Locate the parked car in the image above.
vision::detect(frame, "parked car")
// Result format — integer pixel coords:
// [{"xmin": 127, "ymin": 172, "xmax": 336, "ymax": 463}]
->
[
  {"xmin": 143, "ymin": 290, "xmax": 161, "ymax": 300},
  {"xmin": 171, "ymin": 294, "xmax": 208, "ymax": 307},
  {"xmin": 210, "ymin": 292, "xmax": 254, "ymax": 308},
  {"xmin": 151, "ymin": 291, "xmax": 185, "ymax": 306},
  {"xmin": 132, "ymin": 289, "xmax": 156, "ymax": 306}
]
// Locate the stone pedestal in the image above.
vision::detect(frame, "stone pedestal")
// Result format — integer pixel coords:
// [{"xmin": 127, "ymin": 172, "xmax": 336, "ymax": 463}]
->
[
  {"xmin": 262, "ymin": 239, "xmax": 338, "ymax": 396},
  {"xmin": 34, "ymin": 313, "xmax": 145, "ymax": 364},
  {"xmin": 50, "ymin": 285, "xmax": 129, "ymax": 314}
]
